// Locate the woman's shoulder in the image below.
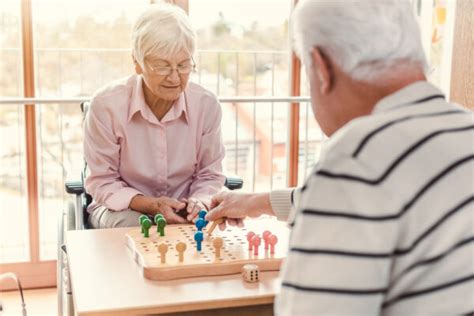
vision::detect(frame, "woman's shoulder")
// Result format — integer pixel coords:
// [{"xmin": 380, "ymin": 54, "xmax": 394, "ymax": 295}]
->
[
  {"xmin": 90, "ymin": 75, "xmax": 136, "ymax": 110},
  {"xmin": 186, "ymin": 81, "xmax": 219, "ymax": 108}
]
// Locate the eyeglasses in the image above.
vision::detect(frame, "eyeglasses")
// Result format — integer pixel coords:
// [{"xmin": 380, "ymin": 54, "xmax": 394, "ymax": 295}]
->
[{"xmin": 147, "ymin": 57, "xmax": 196, "ymax": 76}]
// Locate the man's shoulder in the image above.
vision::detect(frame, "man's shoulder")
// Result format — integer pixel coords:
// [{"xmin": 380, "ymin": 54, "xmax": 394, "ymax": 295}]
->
[
  {"xmin": 323, "ymin": 101, "xmax": 473, "ymax": 164},
  {"xmin": 323, "ymin": 113, "xmax": 389, "ymax": 160},
  {"xmin": 305, "ymin": 100, "xmax": 474, "ymax": 210}
]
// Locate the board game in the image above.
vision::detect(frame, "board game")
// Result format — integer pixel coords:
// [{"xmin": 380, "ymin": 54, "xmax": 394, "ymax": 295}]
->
[{"xmin": 125, "ymin": 218, "xmax": 289, "ymax": 281}]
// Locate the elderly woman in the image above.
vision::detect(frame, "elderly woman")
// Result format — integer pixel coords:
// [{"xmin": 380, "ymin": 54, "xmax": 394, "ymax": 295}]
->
[{"xmin": 84, "ymin": 3, "xmax": 225, "ymax": 228}]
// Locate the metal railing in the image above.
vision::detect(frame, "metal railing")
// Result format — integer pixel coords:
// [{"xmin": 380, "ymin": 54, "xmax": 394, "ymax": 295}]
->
[
  {"xmin": 0, "ymin": 96, "xmax": 311, "ymax": 105},
  {"xmin": 0, "ymin": 95, "xmax": 315, "ymax": 187}
]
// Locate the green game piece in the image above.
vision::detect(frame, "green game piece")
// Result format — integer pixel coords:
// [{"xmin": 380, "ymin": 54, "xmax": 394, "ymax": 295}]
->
[
  {"xmin": 157, "ymin": 218, "xmax": 167, "ymax": 236},
  {"xmin": 154, "ymin": 214, "xmax": 164, "ymax": 225},
  {"xmin": 139, "ymin": 215, "xmax": 148, "ymax": 234},
  {"xmin": 142, "ymin": 218, "xmax": 152, "ymax": 238}
]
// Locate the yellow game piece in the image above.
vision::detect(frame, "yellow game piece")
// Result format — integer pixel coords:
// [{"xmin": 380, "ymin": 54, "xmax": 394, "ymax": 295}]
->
[
  {"xmin": 207, "ymin": 218, "xmax": 225, "ymax": 236},
  {"xmin": 176, "ymin": 242, "xmax": 187, "ymax": 263},
  {"xmin": 158, "ymin": 243, "xmax": 168, "ymax": 264},
  {"xmin": 213, "ymin": 237, "xmax": 224, "ymax": 260}
]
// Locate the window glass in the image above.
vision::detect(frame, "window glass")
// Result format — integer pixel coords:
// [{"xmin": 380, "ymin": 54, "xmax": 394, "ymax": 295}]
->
[
  {"xmin": 189, "ymin": 0, "xmax": 292, "ymax": 191},
  {"xmin": 0, "ymin": 0, "xmax": 29, "ymax": 264},
  {"xmin": 32, "ymin": 0, "xmax": 148, "ymax": 260}
]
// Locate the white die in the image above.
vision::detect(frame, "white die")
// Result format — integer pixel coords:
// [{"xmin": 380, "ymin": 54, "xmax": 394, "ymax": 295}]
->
[{"xmin": 241, "ymin": 264, "xmax": 259, "ymax": 282}]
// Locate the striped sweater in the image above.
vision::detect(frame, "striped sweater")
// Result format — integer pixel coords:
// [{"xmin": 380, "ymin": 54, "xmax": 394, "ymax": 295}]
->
[{"xmin": 272, "ymin": 81, "xmax": 474, "ymax": 315}]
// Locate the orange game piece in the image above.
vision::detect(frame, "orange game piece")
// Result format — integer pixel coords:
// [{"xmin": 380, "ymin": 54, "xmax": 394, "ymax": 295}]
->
[
  {"xmin": 251, "ymin": 235, "xmax": 261, "ymax": 256},
  {"xmin": 262, "ymin": 230, "xmax": 272, "ymax": 250},
  {"xmin": 176, "ymin": 242, "xmax": 187, "ymax": 263},
  {"xmin": 213, "ymin": 237, "xmax": 224, "ymax": 260},
  {"xmin": 268, "ymin": 234, "xmax": 278, "ymax": 254},
  {"xmin": 158, "ymin": 243, "xmax": 168, "ymax": 264},
  {"xmin": 246, "ymin": 232, "xmax": 256, "ymax": 251},
  {"xmin": 207, "ymin": 218, "xmax": 225, "ymax": 236}
]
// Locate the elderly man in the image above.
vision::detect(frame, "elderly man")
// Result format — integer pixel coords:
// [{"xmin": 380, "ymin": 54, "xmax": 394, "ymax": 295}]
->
[{"xmin": 206, "ymin": 0, "xmax": 474, "ymax": 314}]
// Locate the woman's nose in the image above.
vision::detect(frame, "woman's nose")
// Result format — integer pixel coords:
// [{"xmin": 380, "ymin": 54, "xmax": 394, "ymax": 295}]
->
[{"xmin": 166, "ymin": 69, "xmax": 180, "ymax": 82}]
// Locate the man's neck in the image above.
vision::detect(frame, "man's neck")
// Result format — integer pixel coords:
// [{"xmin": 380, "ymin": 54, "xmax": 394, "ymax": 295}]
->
[{"xmin": 332, "ymin": 68, "xmax": 426, "ymax": 133}]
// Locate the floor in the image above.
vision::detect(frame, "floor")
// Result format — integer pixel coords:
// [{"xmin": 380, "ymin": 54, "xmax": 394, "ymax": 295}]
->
[{"xmin": 0, "ymin": 287, "xmax": 56, "ymax": 316}]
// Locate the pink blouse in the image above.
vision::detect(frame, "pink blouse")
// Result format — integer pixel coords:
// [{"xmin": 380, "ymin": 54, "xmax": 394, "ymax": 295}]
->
[{"xmin": 84, "ymin": 75, "xmax": 225, "ymax": 212}]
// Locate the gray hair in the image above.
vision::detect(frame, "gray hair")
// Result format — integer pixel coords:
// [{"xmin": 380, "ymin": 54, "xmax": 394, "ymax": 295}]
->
[
  {"xmin": 291, "ymin": 0, "xmax": 428, "ymax": 82},
  {"xmin": 132, "ymin": 3, "xmax": 196, "ymax": 68}
]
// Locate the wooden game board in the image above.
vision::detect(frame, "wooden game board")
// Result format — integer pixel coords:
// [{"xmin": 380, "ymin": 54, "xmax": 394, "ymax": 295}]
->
[{"xmin": 125, "ymin": 219, "xmax": 289, "ymax": 280}]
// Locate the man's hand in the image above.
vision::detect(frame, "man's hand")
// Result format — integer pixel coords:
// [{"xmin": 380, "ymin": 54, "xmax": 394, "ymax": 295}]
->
[
  {"xmin": 205, "ymin": 191, "xmax": 273, "ymax": 230},
  {"xmin": 185, "ymin": 198, "xmax": 208, "ymax": 222}
]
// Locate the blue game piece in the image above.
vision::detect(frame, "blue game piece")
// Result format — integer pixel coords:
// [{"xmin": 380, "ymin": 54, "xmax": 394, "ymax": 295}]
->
[
  {"xmin": 198, "ymin": 209, "xmax": 209, "ymax": 226},
  {"xmin": 194, "ymin": 231, "xmax": 204, "ymax": 251},
  {"xmin": 195, "ymin": 218, "xmax": 206, "ymax": 231}
]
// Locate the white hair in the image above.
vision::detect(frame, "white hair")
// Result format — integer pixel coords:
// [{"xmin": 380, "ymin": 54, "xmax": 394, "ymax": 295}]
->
[
  {"xmin": 132, "ymin": 2, "xmax": 196, "ymax": 68},
  {"xmin": 291, "ymin": 0, "xmax": 428, "ymax": 82}
]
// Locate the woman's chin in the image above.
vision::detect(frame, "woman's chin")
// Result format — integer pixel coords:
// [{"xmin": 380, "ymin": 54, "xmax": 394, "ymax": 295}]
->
[{"xmin": 157, "ymin": 91, "xmax": 181, "ymax": 101}]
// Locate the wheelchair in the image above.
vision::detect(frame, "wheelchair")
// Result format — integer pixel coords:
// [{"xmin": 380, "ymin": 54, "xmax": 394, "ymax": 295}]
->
[{"xmin": 57, "ymin": 102, "xmax": 243, "ymax": 316}]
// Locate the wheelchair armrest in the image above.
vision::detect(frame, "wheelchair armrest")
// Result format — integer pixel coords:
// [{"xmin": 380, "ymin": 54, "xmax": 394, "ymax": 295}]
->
[
  {"xmin": 65, "ymin": 180, "xmax": 85, "ymax": 195},
  {"xmin": 224, "ymin": 176, "xmax": 243, "ymax": 190},
  {"xmin": 65, "ymin": 174, "xmax": 242, "ymax": 196}
]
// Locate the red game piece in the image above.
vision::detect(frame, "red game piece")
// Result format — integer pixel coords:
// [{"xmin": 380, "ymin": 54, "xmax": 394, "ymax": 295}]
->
[
  {"xmin": 262, "ymin": 230, "xmax": 272, "ymax": 250},
  {"xmin": 268, "ymin": 234, "xmax": 278, "ymax": 254},
  {"xmin": 251, "ymin": 235, "xmax": 261, "ymax": 256},
  {"xmin": 246, "ymin": 232, "xmax": 256, "ymax": 251}
]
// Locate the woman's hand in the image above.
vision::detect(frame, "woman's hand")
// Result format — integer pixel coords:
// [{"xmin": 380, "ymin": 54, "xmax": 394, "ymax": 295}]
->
[
  {"xmin": 150, "ymin": 196, "xmax": 188, "ymax": 224},
  {"xmin": 130, "ymin": 195, "xmax": 188, "ymax": 224},
  {"xmin": 184, "ymin": 198, "xmax": 208, "ymax": 222}
]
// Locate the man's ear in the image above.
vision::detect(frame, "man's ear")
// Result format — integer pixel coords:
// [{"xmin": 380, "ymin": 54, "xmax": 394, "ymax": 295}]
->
[
  {"xmin": 132, "ymin": 56, "xmax": 143, "ymax": 75},
  {"xmin": 310, "ymin": 47, "xmax": 331, "ymax": 94}
]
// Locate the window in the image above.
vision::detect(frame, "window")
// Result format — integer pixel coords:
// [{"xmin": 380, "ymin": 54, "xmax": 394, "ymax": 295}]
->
[
  {"xmin": 189, "ymin": 0, "xmax": 296, "ymax": 192},
  {"xmin": 0, "ymin": 0, "xmax": 29, "ymax": 264}
]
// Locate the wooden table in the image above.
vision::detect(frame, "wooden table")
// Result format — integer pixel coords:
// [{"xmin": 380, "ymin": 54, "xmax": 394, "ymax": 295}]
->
[{"xmin": 66, "ymin": 218, "xmax": 289, "ymax": 316}]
